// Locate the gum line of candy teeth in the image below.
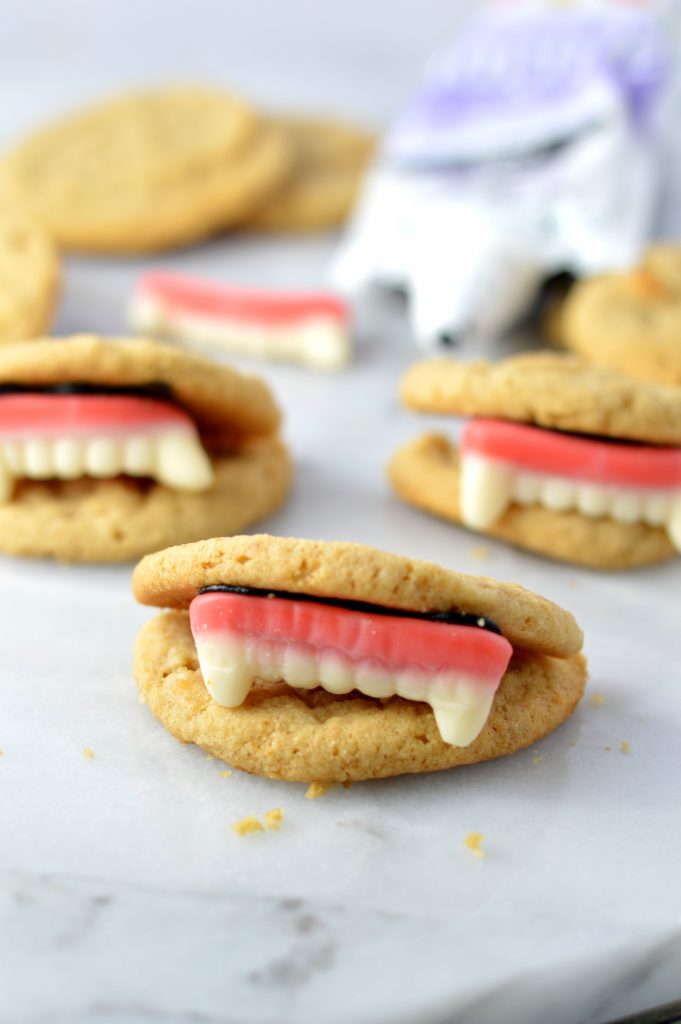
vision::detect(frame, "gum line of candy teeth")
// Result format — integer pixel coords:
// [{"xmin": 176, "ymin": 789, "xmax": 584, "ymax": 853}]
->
[
  {"xmin": 194, "ymin": 632, "xmax": 499, "ymax": 746},
  {"xmin": 460, "ymin": 450, "xmax": 681, "ymax": 552},
  {"xmin": 130, "ymin": 273, "xmax": 351, "ymax": 372},
  {"xmin": 0, "ymin": 423, "xmax": 214, "ymax": 500}
]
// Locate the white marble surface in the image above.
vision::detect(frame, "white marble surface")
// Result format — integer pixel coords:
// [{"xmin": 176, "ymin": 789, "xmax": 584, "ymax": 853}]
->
[{"xmin": 1, "ymin": 3, "xmax": 681, "ymax": 1022}]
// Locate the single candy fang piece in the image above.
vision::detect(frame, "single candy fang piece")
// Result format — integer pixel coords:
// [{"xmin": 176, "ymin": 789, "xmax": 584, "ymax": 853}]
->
[
  {"xmin": 189, "ymin": 590, "xmax": 513, "ymax": 746},
  {"xmin": 130, "ymin": 271, "xmax": 351, "ymax": 371},
  {"xmin": 0, "ymin": 392, "xmax": 214, "ymax": 495},
  {"xmin": 459, "ymin": 418, "xmax": 681, "ymax": 553}
]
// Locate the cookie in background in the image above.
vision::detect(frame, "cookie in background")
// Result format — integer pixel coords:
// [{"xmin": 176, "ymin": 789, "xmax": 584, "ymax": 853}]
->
[
  {"xmin": 245, "ymin": 115, "xmax": 375, "ymax": 232},
  {"xmin": 389, "ymin": 352, "xmax": 681, "ymax": 570},
  {"xmin": 132, "ymin": 534, "xmax": 585, "ymax": 783},
  {"xmin": 0, "ymin": 336, "xmax": 291, "ymax": 561},
  {"xmin": 0, "ymin": 181, "xmax": 59, "ymax": 342},
  {"xmin": 559, "ymin": 245, "xmax": 681, "ymax": 387},
  {"xmin": 1, "ymin": 86, "xmax": 294, "ymax": 253}
]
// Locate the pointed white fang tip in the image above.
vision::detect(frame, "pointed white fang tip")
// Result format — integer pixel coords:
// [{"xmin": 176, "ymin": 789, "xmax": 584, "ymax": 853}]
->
[
  {"xmin": 460, "ymin": 454, "xmax": 513, "ymax": 530},
  {"xmin": 154, "ymin": 432, "xmax": 214, "ymax": 492},
  {"xmin": 431, "ymin": 688, "xmax": 496, "ymax": 747}
]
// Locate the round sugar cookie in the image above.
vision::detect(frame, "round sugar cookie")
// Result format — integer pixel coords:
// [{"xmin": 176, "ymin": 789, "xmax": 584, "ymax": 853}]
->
[
  {"xmin": 560, "ymin": 245, "xmax": 681, "ymax": 387},
  {"xmin": 4, "ymin": 87, "xmax": 293, "ymax": 253},
  {"xmin": 0, "ymin": 335, "xmax": 281, "ymax": 443},
  {"xmin": 247, "ymin": 115, "xmax": 375, "ymax": 231},
  {"xmin": 0, "ymin": 440, "xmax": 290, "ymax": 563},
  {"xmin": 400, "ymin": 352, "xmax": 681, "ymax": 446},
  {"xmin": 132, "ymin": 533, "xmax": 583, "ymax": 659},
  {"xmin": 388, "ymin": 433, "xmax": 677, "ymax": 570},
  {"xmin": 133, "ymin": 609, "xmax": 586, "ymax": 782},
  {"xmin": 0, "ymin": 192, "xmax": 59, "ymax": 342}
]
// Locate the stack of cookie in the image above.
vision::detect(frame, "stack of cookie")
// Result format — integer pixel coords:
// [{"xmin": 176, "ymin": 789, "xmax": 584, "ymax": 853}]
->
[{"xmin": 2, "ymin": 86, "xmax": 375, "ymax": 254}]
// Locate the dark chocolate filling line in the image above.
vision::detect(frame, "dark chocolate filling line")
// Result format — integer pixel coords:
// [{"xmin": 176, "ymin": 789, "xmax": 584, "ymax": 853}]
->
[
  {"xmin": 198, "ymin": 584, "xmax": 502, "ymax": 634},
  {"xmin": 0, "ymin": 381, "xmax": 177, "ymax": 402}
]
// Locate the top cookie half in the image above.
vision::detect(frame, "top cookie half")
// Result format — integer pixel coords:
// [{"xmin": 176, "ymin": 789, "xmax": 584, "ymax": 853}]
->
[
  {"xmin": 132, "ymin": 534, "xmax": 583, "ymax": 659},
  {"xmin": 0, "ymin": 335, "xmax": 280, "ymax": 444},
  {"xmin": 400, "ymin": 352, "xmax": 681, "ymax": 446}
]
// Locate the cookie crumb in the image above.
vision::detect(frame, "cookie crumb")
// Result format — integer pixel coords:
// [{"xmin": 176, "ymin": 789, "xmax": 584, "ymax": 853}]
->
[
  {"xmin": 620, "ymin": 740, "xmax": 631, "ymax": 755},
  {"xmin": 341, "ymin": 780, "xmax": 352, "ymax": 789},
  {"xmin": 232, "ymin": 816, "xmax": 264, "ymax": 836},
  {"xmin": 264, "ymin": 808, "xmax": 284, "ymax": 831},
  {"xmin": 590, "ymin": 693, "xmax": 606, "ymax": 706},
  {"xmin": 532, "ymin": 755, "xmax": 544, "ymax": 766},
  {"xmin": 567, "ymin": 579, "xmax": 580, "ymax": 589},
  {"xmin": 604, "ymin": 746, "xmax": 612, "ymax": 752},
  {"xmin": 204, "ymin": 754, "xmax": 214, "ymax": 761},
  {"xmin": 83, "ymin": 747, "xmax": 94, "ymax": 759},
  {"xmin": 0, "ymin": 749, "xmax": 4, "ymax": 757},
  {"xmin": 464, "ymin": 832, "xmax": 485, "ymax": 858},
  {"xmin": 219, "ymin": 770, "xmax": 233, "ymax": 779},
  {"xmin": 138, "ymin": 693, "xmax": 147, "ymax": 704},
  {"xmin": 470, "ymin": 544, "xmax": 489, "ymax": 561},
  {"xmin": 306, "ymin": 781, "xmax": 334, "ymax": 799}
]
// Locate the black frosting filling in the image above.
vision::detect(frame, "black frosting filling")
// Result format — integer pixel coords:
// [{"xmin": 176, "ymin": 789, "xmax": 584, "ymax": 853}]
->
[
  {"xmin": 0, "ymin": 381, "xmax": 176, "ymax": 401},
  {"xmin": 198, "ymin": 584, "xmax": 502, "ymax": 634}
]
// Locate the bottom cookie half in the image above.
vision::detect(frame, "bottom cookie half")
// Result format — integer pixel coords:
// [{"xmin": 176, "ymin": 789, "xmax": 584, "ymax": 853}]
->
[
  {"xmin": 388, "ymin": 433, "xmax": 676, "ymax": 570},
  {"xmin": 0, "ymin": 438, "xmax": 291, "ymax": 562},
  {"xmin": 133, "ymin": 609, "xmax": 586, "ymax": 782}
]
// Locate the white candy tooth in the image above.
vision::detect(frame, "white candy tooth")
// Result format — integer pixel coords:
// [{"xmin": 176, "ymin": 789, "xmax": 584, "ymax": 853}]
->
[
  {"xmin": 85, "ymin": 437, "xmax": 121, "ymax": 478},
  {"xmin": 0, "ymin": 457, "xmax": 13, "ymax": 502},
  {"xmin": 356, "ymin": 660, "xmax": 392, "ymax": 699},
  {"xmin": 460, "ymin": 454, "xmax": 513, "ymax": 529},
  {"xmin": 154, "ymin": 431, "xmax": 214, "ymax": 492},
  {"xmin": 53, "ymin": 438, "xmax": 85, "ymax": 479},
  {"xmin": 319, "ymin": 651, "xmax": 354, "ymax": 694},
  {"xmin": 540, "ymin": 477, "xmax": 577, "ymax": 512},
  {"xmin": 667, "ymin": 496, "xmax": 681, "ymax": 554},
  {"xmin": 514, "ymin": 473, "xmax": 540, "ymax": 506},
  {"xmin": 643, "ymin": 492, "xmax": 671, "ymax": 527},
  {"xmin": 283, "ymin": 645, "xmax": 320, "ymax": 687},
  {"xmin": 577, "ymin": 483, "xmax": 609, "ymax": 518},
  {"xmin": 24, "ymin": 439, "xmax": 53, "ymax": 479},
  {"xmin": 610, "ymin": 491, "xmax": 643, "ymax": 524},
  {"xmin": 430, "ymin": 681, "xmax": 495, "ymax": 747},
  {"xmin": 196, "ymin": 638, "xmax": 252, "ymax": 707},
  {"xmin": 122, "ymin": 436, "xmax": 155, "ymax": 476},
  {"xmin": 2, "ymin": 441, "xmax": 23, "ymax": 474}
]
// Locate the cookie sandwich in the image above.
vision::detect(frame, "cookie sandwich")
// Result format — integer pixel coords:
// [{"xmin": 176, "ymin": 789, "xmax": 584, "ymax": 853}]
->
[
  {"xmin": 389, "ymin": 353, "xmax": 681, "ymax": 569},
  {"xmin": 132, "ymin": 534, "xmax": 585, "ymax": 782},
  {"xmin": 0, "ymin": 336, "xmax": 290, "ymax": 561},
  {"xmin": 560, "ymin": 244, "xmax": 681, "ymax": 386}
]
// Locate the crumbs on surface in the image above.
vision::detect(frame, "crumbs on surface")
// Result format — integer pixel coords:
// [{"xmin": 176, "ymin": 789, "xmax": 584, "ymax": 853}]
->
[
  {"xmin": 306, "ymin": 781, "xmax": 335, "ymax": 799},
  {"xmin": 138, "ymin": 692, "xmax": 147, "ymax": 704},
  {"xmin": 590, "ymin": 693, "xmax": 606, "ymax": 707},
  {"xmin": 264, "ymin": 808, "xmax": 284, "ymax": 831},
  {"xmin": 219, "ymin": 770, "xmax": 233, "ymax": 779},
  {"xmin": 232, "ymin": 816, "xmax": 264, "ymax": 836},
  {"xmin": 83, "ymin": 747, "xmax": 94, "ymax": 759},
  {"xmin": 620, "ymin": 740, "xmax": 631, "ymax": 755},
  {"xmin": 532, "ymin": 755, "xmax": 544, "ymax": 766},
  {"xmin": 464, "ymin": 832, "xmax": 485, "ymax": 859},
  {"xmin": 470, "ymin": 544, "xmax": 489, "ymax": 561},
  {"xmin": 204, "ymin": 754, "xmax": 215, "ymax": 761}
]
